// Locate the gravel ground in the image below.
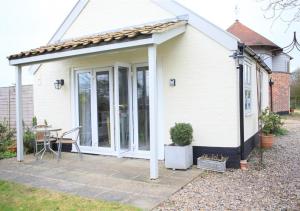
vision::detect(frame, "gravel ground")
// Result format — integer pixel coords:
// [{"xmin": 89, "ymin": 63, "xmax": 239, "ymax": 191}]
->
[{"xmin": 154, "ymin": 114, "xmax": 300, "ymax": 210}]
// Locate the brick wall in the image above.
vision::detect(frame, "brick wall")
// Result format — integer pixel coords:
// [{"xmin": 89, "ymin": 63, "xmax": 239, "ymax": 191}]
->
[
  {"xmin": 0, "ymin": 85, "xmax": 34, "ymax": 129},
  {"xmin": 271, "ymin": 72, "xmax": 290, "ymax": 113}
]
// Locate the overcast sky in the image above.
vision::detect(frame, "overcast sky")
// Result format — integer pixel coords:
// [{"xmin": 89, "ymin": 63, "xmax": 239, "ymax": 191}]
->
[{"xmin": 0, "ymin": 0, "xmax": 299, "ymax": 86}]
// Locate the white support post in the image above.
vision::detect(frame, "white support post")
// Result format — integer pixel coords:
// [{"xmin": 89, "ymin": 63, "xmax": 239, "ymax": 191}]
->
[
  {"xmin": 148, "ymin": 45, "xmax": 158, "ymax": 179},
  {"xmin": 16, "ymin": 66, "xmax": 23, "ymax": 161}
]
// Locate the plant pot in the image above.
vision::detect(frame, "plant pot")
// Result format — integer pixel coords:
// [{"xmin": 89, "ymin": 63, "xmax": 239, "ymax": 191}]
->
[
  {"xmin": 165, "ymin": 144, "xmax": 193, "ymax": 170},
  {"xmin": 290, "ymin": 108, "xmax": 295, "ymax": 113},
  {"xmin": 7, "ymin": 146, "xmax": 17, "ymax": 153},
  {"xmin": 260, "ymin": 134, "xmax": 274, "ymax": 148},
  {"xmin": 197, "ymin": 157, "xmax": 227, "ymax": 173}
]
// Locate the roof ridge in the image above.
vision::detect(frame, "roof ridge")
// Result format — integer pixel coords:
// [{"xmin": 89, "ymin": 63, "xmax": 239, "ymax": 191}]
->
[{"xmin": 227, "ymin": 20, "xmax": 279, "ymax": 48}]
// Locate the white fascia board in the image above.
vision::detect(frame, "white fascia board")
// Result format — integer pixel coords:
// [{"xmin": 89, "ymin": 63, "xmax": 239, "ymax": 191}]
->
[
  {"xmin": 153, "ymin": 25, "xmax": 186, "ymax": 44},
  {"xmin": 152, "ymin": 0, "xmax": 239, "ymax": 51},
  {"xmin": 29, "ymin": 0, "xmax": 89, "ymax": 74},
  {"xmin": 10, "ymin": 38, "xmax": 154, "ymax": 66}
]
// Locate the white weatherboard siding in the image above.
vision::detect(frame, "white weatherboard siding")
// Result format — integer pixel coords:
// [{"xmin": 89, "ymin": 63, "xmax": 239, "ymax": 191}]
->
[
  {"xmin": 261, "ymin": 69, "xmax": 270, "ymax": 110},
  {"xmin": 62, "ymin": 0, "xmax": 175, "ymax": 40},
  {"xmin": 272, "ymin": 54, "xmax": 290, "ymax": 72},
  {"xmin": 243, "ymin": 58, "xmax": 258, "ymax": 142},
  {"xmin": 243, "ymin": 58, "xmax": 270, "ymax": 142},
  {"xmin": 159, "ymin": 26, "xmax": 240, "ymax": 148}
]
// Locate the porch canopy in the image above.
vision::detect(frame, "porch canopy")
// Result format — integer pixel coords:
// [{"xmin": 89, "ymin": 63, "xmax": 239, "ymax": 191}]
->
[{"xmin": 7, "ymin": 19, "xmax": 187, "ymax": 179}]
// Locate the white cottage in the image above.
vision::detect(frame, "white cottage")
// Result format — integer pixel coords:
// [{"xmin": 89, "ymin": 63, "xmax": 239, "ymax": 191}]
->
[{"xmin": 8, "ymin": 0, "xmax": 271, "ymax": 179}]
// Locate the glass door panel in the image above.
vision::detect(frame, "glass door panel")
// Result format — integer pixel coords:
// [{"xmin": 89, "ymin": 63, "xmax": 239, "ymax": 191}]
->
[
  {"xmin": 118, "ymin": 67, "xmax": 130, "ymax": 150},
  {"xmin": 96, "ymin": 71, "xmax": 111, "ymax": 148},
  {"xmin": 136, "ymin": 66, "xmax": 150, "ymax": 151},
  {"xmin": 77, "ymin": 72, "xmax": 92, "ymax": 146}
]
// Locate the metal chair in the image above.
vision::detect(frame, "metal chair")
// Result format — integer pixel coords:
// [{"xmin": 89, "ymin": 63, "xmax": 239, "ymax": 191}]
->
[
  {"xmin": 56, "ymin": 126, "xmax": 82, "ymax": 160},
  {"xmin": 32, "ymin": 125, "xmax": 52, "ymax": 158}
]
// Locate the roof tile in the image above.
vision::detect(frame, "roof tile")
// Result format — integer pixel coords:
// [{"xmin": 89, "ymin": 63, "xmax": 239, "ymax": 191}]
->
[{"xmin": 8, "ymin": 20, "xmax": 186, "ymax": 60}]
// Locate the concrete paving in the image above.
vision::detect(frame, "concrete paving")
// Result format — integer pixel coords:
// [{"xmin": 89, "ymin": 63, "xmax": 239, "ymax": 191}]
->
[{"xmin": 0, "ymin": 153, "xmax": 201, "ymax": 210}]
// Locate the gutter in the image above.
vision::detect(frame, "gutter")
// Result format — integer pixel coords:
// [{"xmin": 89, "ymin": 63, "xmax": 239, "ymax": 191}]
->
[{"xmin": 244, "ymin": 46, "xmax": 272, "ymax": 74}]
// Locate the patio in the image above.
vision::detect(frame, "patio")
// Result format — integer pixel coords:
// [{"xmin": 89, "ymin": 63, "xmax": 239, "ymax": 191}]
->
[{"xmin": 0, "ymin": 153, "xmax": 200, "ymax": 210}]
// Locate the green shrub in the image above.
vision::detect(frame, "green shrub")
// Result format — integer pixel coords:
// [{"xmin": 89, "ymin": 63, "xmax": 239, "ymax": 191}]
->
[
  {"xmin": 259, "ymin": 108, "xmax": 283, "ymax": 135},
  {"xmin": 23, "ymin": 116, "xmax": 37, "ymax": 154},
  {"xmin": 170, "ymin": 123, "xmax": 193, "ymax": 146},
  {"xmin": 0, "ymin": 120, "xmax": 15, "ymax": 153},
  {"xmin": 0, "ymin": 151, "xmax": 16, "ymax": 160}
]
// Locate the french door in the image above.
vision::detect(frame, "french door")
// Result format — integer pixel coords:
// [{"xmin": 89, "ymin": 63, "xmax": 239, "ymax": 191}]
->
[
  {"xmin": 114, "ymin": 63, "xmax": 133, "ymax": 156},
  {"xmin": 75, "ymin": 63, "xmax": 150, "ymax": 157}
]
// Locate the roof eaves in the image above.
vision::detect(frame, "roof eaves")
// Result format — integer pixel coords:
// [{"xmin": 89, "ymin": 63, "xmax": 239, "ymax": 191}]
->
[{"xmin": 244, "ymin": 45, "xmax": 272, "ymax": 74}]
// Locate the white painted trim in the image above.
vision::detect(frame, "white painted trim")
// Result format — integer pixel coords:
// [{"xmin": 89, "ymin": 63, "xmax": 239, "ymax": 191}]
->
[
  {"xmin": 148, "ymin": 45, "xmax": 158, "ymax": 179},
  {"xmin": 132, "ymin": 63, "xmax": 153, "ymax": 155},
  {"xmin": 156, "ymin": 55, "xmax": 165, "ymax": 160},
  {"xmin": 93, "ymin": 67, "xmax": 115, "ymax": 152},
  {"xmin": 153, "ymin": 25, "xmax": 186, "ymax": 44},
  {"xmin": 16, "ymin": 66, "xmax": 24, "ymax": 161},
  {"xmin": 152, "ymin": 0, "xmax": 239, "ymax": 50},
  {"xmin": 75, "ymin": 69, "xmax": 93, "ymax": 147},
  {"xmin": 114, "ymin": 62, "xmax": 133, "ymax": 157},
  {"xmin": 31, "ymin": 0, "xmax": 89, "ymax": 74}
]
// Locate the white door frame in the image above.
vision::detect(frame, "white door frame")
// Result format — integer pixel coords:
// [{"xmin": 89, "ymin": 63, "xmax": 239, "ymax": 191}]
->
[
  {"xmin": 72, "ymin": 62, "xmax": 153, "ymax": 159},
  {"xmin": 114, "ymin": 62, "xmax": 133, "ymax": 157},
  {"xmin": 132, "ymin": 63, "xmax": 150, "ymax": 156},
  {"xmin": 93, "ymin": 67, "xmax": 115, "ymax": 152},
  {"xmin": 74, "ymin": 69, "xmax": 93, "ymax": 150}
]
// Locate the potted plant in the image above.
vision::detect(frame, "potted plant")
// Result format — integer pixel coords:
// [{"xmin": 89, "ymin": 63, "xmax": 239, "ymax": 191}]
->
[
  {"xmin": 259, "ymin": 108, "xmax": 283, "ymax": 148},
  {"xmin": 165, "ymin": 123, "xmax": 193, "ymax": 170}
]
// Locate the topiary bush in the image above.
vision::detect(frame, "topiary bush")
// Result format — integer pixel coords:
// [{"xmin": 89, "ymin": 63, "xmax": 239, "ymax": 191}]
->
[{"xmin": 170, "ymin": 123, "xmax": 193, "ymax": 146}]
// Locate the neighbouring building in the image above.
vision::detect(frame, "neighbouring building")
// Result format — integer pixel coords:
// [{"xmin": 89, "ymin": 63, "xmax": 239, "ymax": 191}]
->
[
  {"xmin": 227, "ymin": 20, "xmax": 292, "ymax": 114},
  {"xmin": 8, "ymin": 0, "xmax": 272, "ymax": 178}
]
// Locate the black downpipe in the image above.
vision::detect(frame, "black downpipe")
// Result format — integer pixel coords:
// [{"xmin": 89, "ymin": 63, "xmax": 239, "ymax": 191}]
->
[
  {"xmin": 238, "ymin": 43, "xmax": 245, "ymax": 161},
  {"xmin": 239, "ymin": 63, "xmax": 245, "ymax": 160},
  {"xmin": 269, "ymin": 79, "xmax": 274, "ymax": 112}
]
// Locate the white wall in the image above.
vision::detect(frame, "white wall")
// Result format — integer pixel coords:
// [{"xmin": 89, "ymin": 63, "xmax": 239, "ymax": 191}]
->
[
  {"xmin": 62, "ymin": 0, "xmax": 175, "ymax": 40},
  {"xmin": 158, "ymin": 26, "xmax": 240, "ymax": 148}
]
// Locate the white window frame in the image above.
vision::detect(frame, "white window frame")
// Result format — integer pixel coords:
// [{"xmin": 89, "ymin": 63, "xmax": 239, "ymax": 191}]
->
[{"xmin": 244, "ymin": 60, "xmax": 252, "ymax": 115}]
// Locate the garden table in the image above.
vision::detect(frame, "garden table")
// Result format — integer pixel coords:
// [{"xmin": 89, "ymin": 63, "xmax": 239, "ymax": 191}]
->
[{"xmin": 33, "ymin": 127, "xmax": 62, "ymax": 160}]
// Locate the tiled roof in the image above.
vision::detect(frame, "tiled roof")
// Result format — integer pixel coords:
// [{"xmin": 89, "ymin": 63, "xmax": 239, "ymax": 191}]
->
[
  {"xmin": 8, "ymin": 20, "xmax": 186, "ymax": 60},
  {"xmin": 227, "ymin": 20, "xmax": 280, "ymax": 49}
]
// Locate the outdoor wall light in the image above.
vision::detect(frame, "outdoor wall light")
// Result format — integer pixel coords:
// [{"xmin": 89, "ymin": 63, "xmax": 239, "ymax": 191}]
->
[
  {"xmin": 54, "ymin": 79, "xmax": 64, "ymax": 89},
  {"xmin": 169, "ymin": 78, "xmax": 176, "ymax": 87},
  {"xmin": 269, "ymin": 78, "xmax": 274, "ymax": 86}
]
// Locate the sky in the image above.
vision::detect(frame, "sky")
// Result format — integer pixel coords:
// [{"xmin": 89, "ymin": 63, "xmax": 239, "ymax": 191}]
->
[{"xmin": 0, "ymin": 0, "xmax": 299, "ymax": 87}]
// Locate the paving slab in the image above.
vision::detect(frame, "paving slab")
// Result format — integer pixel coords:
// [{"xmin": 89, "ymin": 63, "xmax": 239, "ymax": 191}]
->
[{"xmin": 0, "ymin": 153, "xmax": 201, "ymax": 210}]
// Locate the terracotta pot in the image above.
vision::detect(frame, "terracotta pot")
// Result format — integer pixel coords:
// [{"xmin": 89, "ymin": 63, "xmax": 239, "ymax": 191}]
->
[
  {"xmin": 290, "ymin": 108, "xmax": 295, "ymax": 113},
  {"xmin": 260, "ymin": 134, "xmax": 274, "ymax": 148},
  {"xmin": 240, "ymin": 160, "xmax": 248, "ymax": 170},
  {"xmin": 7, "ymin": 146, "xmax": 17, "ymax": 153}
]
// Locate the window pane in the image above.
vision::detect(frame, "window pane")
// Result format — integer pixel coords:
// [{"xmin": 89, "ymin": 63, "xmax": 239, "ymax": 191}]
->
[
  {"xmin": 78, "ymin": 72, "xmax": 92, "ymax": 146},
  {"xmin": 118, "ymin": 67, "xmax": 130, "ymax": 150},
  {"xmin": 137, "ymin": 66, "xmax": 150, "ymax": 151},
  {"xmin": 96, "ymin": 71, "xmax": 111, "ymax": 148}
]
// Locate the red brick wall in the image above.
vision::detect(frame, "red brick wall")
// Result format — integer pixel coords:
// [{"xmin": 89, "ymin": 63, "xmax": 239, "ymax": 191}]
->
[{"xmin": 271, "ymin": 72, "xmax": 290, "ymax": 113}]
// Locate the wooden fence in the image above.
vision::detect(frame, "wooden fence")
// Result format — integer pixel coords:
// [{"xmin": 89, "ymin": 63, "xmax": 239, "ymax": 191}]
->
[{"xmin": 0, "ymin": 85, "xmax": 34, "ymax": 129}]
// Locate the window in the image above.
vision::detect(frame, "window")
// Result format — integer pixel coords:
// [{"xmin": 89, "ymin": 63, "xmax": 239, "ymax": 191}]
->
[{"xmin": 244, "ymin": 62, "xmax": 252, "ymax": 114}]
